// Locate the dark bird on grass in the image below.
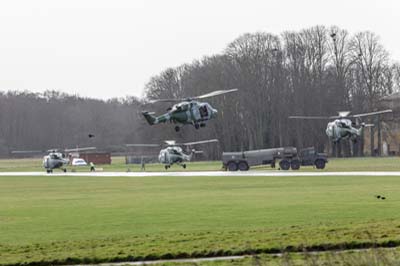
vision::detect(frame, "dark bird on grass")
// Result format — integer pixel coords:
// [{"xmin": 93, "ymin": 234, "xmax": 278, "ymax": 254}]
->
[{"xmin": 375, "ymin": 195, "xmax": 386, "ymax": 200}]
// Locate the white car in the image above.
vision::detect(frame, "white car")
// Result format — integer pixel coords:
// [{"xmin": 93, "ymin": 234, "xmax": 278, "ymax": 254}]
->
[{"xmin": 71, "ymin": 158, "xmax": 87, "ymax": 166}]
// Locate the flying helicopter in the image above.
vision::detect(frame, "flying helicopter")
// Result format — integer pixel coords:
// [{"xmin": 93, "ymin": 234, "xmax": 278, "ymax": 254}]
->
[
  {"xmin": 289, "ymin": 109, "xmax": 392, "ymax": 143},
  {"xmin": 126, "ymin": 139, "xmax": 218, "ymax": 170},
  {"xmin": 142, "ymin": 89, "xmax": 238, "ymax": 132}
]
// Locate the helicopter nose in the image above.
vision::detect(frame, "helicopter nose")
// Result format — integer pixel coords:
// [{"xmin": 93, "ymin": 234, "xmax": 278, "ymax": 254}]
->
[{"xmin": 211, "ymin": 108, "xmax": 218, "ymax": 118}]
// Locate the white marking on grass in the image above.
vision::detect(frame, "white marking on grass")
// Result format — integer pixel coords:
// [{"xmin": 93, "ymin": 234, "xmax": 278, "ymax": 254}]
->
[
  {"xmin": 3, "ymin": 171, "xmax": 400, "ymax": 177},
  {"xmin": 67, "ymin": 255, "xmax": 245, "ymax": 266}
]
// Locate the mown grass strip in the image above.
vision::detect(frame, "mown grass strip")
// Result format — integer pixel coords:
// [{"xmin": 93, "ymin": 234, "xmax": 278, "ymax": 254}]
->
[{"xmin": 3, "ymin": 240, "xmax": 400, "ymax": 266}]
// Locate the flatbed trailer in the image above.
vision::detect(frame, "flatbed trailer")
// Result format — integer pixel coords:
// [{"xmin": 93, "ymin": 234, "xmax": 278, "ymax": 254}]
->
[{"xmin": 222, "ymin": 146, "xmax": 327, "ymax": 171}]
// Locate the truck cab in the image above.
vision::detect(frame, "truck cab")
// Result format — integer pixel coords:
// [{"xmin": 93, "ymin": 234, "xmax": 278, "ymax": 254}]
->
[{"xmin": 299, "ymin": 147, "xmax": 327, "ymax": 169}]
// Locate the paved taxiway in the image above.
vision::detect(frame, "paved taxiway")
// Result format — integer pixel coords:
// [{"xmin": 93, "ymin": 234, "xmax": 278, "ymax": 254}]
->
[{"xmin": 2, "ymin": 171, "xmax": 400, "ymax": 176}]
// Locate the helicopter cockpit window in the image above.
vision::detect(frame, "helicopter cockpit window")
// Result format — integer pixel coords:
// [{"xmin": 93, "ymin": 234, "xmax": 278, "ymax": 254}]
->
[
  {"xmin": 199, "ymin": 105, "xmax": 209, "ymax": 118},
  {"xmin": 173, "ymin": 103, "xmax": 189, "ymax": 112},
  {"xmin": 50, "ymin": 154, "xmax": 59, "ymax": 159},
  {"xmin": 171, "ymin": 149, "xmax": 180, "ymax": 155}
]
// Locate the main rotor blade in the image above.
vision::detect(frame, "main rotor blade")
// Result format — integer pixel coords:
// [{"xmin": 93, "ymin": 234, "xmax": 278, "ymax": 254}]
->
[
  {"xmin": 194, "ymin": 89, "xmax": 238, "ymax": 100},
  {"xmin": 288, "ymin": 116, "xmax": 331, "ymax": 120},
  {"xmin": 146, "ymin": 98, "xmax": 182, "ymax": 104},
  {"xmin": 364, "ymin": 123, "xmax": 375, "ymax": 127},
  {"xmin": 180, "ymin": 139, "xmax": 219, "ymax": 146},
  {"xmin": 146, "ymin": 89, "xmax": 238, "ymax": 103},
  {"xmin": 164, "ymin": 140, "xmax": 176, "ymax": 146},
  {"xmin": 337, "ymin": 111, "xmax": 351, "ymax": 118},
  {"xmin": 125, "ymin": 144, "xmax": 161, "ymax": 147},
  {"xmin": 64, "ymin": 147, "xmax": 96, "ymax": 152},
  {"xmin": 11, "ymin": 150, "xmax": 43, "ymax": 154},
  {"xmin": 351, "ymin": 109, "xmax": 393, "ymax": 118}
]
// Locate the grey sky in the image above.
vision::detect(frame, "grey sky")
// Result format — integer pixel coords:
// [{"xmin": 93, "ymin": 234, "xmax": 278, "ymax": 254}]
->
[{"xmin": 0, "ymin": 0, "xmax": 398, "ymax": 99}]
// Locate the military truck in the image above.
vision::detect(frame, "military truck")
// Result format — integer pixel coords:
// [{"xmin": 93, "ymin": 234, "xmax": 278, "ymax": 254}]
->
[{"xmin": 222, "ymin": 146, "xmax": 327, "ymax": 171}]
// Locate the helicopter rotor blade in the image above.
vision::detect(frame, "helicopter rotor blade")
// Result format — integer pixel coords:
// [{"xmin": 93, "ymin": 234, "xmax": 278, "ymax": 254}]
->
[
  {"xmin": 288, "ymin": 116, "xmax": 331, "ymax": 120},
  {"xmin": 164, "ymin": 140, "xmax": 177, "ymax": 146},
  {"xmin": 146, "ymin": 89, "xmax": 238, "ymax": 103},
  {"xmin": 364, "ymin": 123, "xmax": 375, "ymax": 127},
  {"xmin": 180, "ymin": 139, "xmax": 219, "ymax": 146},
  {"xmin": 64, "ymin": 147, "xmax": 96, "ymax": 153},
  {"xmin": 11, "ymin": 150, "xmax": 43, "ymax": 154},
  {"xmin": 125, "ymin": 144, "xmax": 161, "ymax": 147},
  {"xmin": 351, "ymin": 109, "xmax": 393, "ymax": 118},
  {"xmin": 337, "ymin": 111, "xmax": 351, "ymax": 118},
  {"xmin": 194, "ymin": 89, "xmax": 238, "ymax": 100},
  {"xmin": 146, "ymin": 99, "xmax": 182, "ymax": 104}
]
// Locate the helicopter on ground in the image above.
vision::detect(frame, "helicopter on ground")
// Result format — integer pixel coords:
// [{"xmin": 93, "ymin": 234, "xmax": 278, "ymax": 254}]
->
[
  {"xmin": 126, "ymin": 139, "xmax": 218, "ymax": 169},
  {"xmin": 289, "ymin": 109, "xmax": 392, "ymax": 143},
  {"xmin": 142, "ymin": 89, "xmax": 238, "ymax": 132},
  {"xmin": 42, "ymin": 147, "xmax": 96, "ymax": 173},
  {"xmin": 12, "ymin": 147, "xmax": 96, "ymax": 173}
]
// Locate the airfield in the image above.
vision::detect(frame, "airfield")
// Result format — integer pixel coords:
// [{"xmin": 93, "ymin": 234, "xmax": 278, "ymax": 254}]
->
[{"xmin": 1, "ymin": 157, "xmax": 400, "ymax": 265}]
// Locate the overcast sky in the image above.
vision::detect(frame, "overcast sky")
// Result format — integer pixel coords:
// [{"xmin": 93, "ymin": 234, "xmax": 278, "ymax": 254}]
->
[{"xmin": 0, "ymin": 0, "xmax": 399, "ymax": 100}]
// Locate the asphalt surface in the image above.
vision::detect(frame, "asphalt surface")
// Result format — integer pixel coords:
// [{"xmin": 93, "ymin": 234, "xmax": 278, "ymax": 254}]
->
[{"xmin": 2, "ymin": 171, "xmax": 400, "ymax": 176}]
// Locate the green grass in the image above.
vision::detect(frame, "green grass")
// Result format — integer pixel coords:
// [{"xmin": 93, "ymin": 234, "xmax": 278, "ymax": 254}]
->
[
  {"xmin": 166, "ymin": 248, "xmax": 400, "ymax": 266},
  {"xmin": 1, "ymin": 156, "xmax": 400, "ymax": 172},
  {"xmin": 1, "ymin": 174, "xmax": 400, "ymax": 265}
]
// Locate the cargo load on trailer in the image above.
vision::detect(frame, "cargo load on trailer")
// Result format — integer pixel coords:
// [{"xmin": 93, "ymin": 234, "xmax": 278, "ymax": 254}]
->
[{"xmin": 222, "ymin": 147, "xmax": 327, "ymax": 171}]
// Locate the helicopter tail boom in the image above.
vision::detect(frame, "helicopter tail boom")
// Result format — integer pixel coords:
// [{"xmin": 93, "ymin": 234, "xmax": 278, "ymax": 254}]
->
[
  {"xmin": 142, "ymin": 111, "xmax": 170, "ymax": 125},
  {"xmin": 142, "ymin": 111, "xmax": 158, "ymax": 125}
]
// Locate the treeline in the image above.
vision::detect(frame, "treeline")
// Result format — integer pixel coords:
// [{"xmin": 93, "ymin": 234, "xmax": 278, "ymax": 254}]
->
[
  {"xmin": 1, "ymin": 26, "xmax": 399, "ymax": 158},
  {"xmin": 144, "ymin": 25, "xmax": 400, "ymax": 156},
  {"xmin": 0, "ymin": 90, "xmax": 146, "ymax": 156}
]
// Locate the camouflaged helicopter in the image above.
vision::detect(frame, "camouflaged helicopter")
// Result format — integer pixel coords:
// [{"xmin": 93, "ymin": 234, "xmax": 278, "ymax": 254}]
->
[
  {"xmin": 142, "ymin": 89, "xmax": 238, "ymax": 132},
  {"xmin": 126, "ymin": 139, "xmax": 218, "ymax": 169},
  {"xmin": 289, "ymin": 109, "xmax": 392, "ymax": 143}
]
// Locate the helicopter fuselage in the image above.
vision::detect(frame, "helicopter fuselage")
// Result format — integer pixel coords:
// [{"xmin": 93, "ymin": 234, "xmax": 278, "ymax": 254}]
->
[
  {"xmin": 326, "ymin": 119, "xmax": 363, "ymax": 143},
  {"xmin": 143, "ymin": 101, "xmax": 218, "ymax": 131},
  {"xmin": 42, "ymin": 152, "xmax": 69, "ymax": 173},
  {"xmin": 158, "ymin": 146, "xmax": 193, "ymax": 168}
]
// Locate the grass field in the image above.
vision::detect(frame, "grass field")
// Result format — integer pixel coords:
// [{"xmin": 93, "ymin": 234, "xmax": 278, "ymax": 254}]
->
[
  {"xmin": 169, "ymin": 248, "xmax": 400, "ymax": 265},
  {"xmin": 1, "ymin": 173, "xmax": 400, "ymax": 265},
  {"xmin": 0, "ymin": 156, "xmax": 400, "ymax": 172}
]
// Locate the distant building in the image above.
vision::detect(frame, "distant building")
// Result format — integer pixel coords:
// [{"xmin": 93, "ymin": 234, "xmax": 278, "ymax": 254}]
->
[{"xmin": 79, "ymin": 152, "xmax": 111, "ymax": 165}]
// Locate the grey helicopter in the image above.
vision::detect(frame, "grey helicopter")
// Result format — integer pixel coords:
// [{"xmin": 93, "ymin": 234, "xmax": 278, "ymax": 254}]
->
[
  {"xmin": 12, "ymin": 147, "xmax": 96, "ymax": 173},
  {"xmin": 126, "ymin": 139, "xmax": 218, "ymax": 169},
  {"xmin": 142, "ymin": 89, "xmax": 238, "ymax": 132},
  {"xmin": 289, "ymin": 109, "xmax": 392, "ymax": 143},
  {"xmin": 42, "ymin": 147, "xmax": 96, "ymax": 173}
]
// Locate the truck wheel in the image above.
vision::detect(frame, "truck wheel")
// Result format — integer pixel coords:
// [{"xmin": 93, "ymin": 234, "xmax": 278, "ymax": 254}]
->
[
  {"xmin": 238, "ymin": 161, "xmax": 249, "ymax": 171},
  {"xmin": 315, "ymin": 159, "xmax": 326, "ymax": 169},
  {"xmin": 290, "ymin": 159, "xmax": 300, "ymax": 170},
  {"xmin": 227, "ymin": 161, "xmax": 238, "ymax": 171},
  {"xmin": 279, "ymin": 159, "xmax": 290, "ymax": 171}
]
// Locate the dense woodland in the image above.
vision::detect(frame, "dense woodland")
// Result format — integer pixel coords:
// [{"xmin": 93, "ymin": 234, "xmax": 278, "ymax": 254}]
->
[{"xmin": 1, "ymin": 26, "xmax": 400, "ymax": 158}]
